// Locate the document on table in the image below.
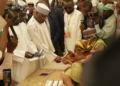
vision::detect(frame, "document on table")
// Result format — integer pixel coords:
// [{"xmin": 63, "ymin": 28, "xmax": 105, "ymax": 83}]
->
[{"xmin": 45, "ymin": 80, "xmax": 63, "ymax": 86}]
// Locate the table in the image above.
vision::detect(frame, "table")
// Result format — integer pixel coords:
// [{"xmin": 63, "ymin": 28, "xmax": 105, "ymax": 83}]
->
[{"xmin": 18, "ymin": 69, "xmax": 63, "ymax": 86}]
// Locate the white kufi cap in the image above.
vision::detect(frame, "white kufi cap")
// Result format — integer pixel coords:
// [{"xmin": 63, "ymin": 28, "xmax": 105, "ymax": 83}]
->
[{"xmin": 35, "ymin": 3, "xmax": 50, "ymax": 15}]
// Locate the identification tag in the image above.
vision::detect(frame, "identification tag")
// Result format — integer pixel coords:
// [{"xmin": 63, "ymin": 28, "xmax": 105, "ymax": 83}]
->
[{"xmin": 65, "ymin": 26, "xmax": 71, "ymax": 38}]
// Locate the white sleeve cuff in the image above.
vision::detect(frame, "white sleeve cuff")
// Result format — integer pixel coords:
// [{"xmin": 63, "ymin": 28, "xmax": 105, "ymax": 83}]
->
[
  {"xmin": 0, "ymin": 16, "xmax": 7, "ymax": 30},
  {"xmin": 0, "ymin": 50, "xmax": 2, "ymax": 59}
]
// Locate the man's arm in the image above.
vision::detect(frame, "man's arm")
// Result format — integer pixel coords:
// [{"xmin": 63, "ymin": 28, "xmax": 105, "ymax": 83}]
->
[
  {"xmin": 56, "ymin": 8, "xmax": 64, "ymax": 32},
  {"xmin": 95, "ymin": 17, "xmax": 116, "ymax": 39},
  {"xmin": 0, "ymin": 0, "xmax": 8, "ymax": 15},
  {"xmin": 0, "ymin": 36, "xmax": 17, "ymax": 80},
  {"xmin": 0, "ymin": 14, "xmax": 14, "ymax": 53},
  {"xmin": 0, "ymin": 25, "xmax": 9, "ymax": 53},
  {"xmin": 77, "ymin": 13, "xmax": 83, "ymax": 41},
  {"xmin": 27, "ymin": 25, "xmax": 57, "ymax": 62},
  {"xmin": 52, "ymin": 16, "xmax": 61, "ymax": 44}
]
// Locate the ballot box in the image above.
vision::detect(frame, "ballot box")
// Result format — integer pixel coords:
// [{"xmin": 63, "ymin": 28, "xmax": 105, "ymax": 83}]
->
[{"xmin": 12, "ymin": 55, "xmax": 45, "ymax": 83}]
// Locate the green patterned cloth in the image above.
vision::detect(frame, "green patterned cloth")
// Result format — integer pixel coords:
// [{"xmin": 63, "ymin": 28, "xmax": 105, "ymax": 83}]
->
[
  {"xmin": 0, "ymin": 31, "xmax": 2, "ymax": 37},
  {"xmin": 65, "ymin": 62, "xmax": 82, "ymax": 83}
]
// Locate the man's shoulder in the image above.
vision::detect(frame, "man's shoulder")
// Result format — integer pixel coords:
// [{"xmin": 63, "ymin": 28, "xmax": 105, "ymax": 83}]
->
[
  {"xmin": 27, "ymin": 22, "xmax": 36, "ymax": 32},
  {"xmin": 27, "ymin": 18, "xmax": 36, "ymax": 28},
  {"xmin": 73, "ymin": 10, "xmax": 82, "ymax": 17},
  {"xmin": 74, "ymin": 9, "xmax": 81, "ymax": 14},
  {"xmin": 74, "ymin": 10, "xmax": 83, "ymax": 18},
  {"xmin": 107, "ymin": 14, "xmax": 116, "ymax": 22}
]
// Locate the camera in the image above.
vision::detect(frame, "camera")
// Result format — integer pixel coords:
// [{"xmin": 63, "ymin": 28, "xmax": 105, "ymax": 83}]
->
[
  {"xmin": 2, "ymin": 1, "xmax": 27, "ymax": 25},
  {"xmin": 89, "ymin": 9, "xmax": 99, "ymax": 17},
  {"xmin": 3, "ymin": 2, "xmax": 20, "ymax": 25},
  {"xmin": 2, "ymin": 0, "xmax": 27, "ymax": 42}
]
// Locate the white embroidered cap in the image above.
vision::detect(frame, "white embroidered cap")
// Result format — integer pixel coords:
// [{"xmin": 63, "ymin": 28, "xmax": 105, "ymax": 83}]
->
[
  {"xmin": 101, "ymin": 3, "xmax": 115, "ymax": 11},
  {"xmin": 35, "ymin": 3, "xmax": 50, "ymax": 15}
]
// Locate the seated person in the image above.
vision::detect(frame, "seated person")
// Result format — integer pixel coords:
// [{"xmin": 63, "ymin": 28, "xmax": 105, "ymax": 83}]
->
[
  {"xmin": 62, "ymin": 28, "xmax": 106, "ymax": 65},
  {"xmin": 61, "ymin": 29, "xmax": 107, "ymax": 86}
]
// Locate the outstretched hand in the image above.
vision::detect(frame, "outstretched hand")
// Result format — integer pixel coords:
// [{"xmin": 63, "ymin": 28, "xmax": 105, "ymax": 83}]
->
[
  {"xmin": 25, "ymin": 51, "xmax": 34, "ymax": 58},
  {"xmin": 54, "ymin": 56, "xmax": 62, "ymax": 63}
]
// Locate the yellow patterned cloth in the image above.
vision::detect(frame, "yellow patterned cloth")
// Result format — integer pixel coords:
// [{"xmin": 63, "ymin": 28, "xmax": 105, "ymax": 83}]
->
[
  {"xmin": 75, "ymin": 40, "xmax": 92, "ymax": 52},
  {"xmin": 65, "ymin": 62, "xmax": 82, "ymax": 83}
]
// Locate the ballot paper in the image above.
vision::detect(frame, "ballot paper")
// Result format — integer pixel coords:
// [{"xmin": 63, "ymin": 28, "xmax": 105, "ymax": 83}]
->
[
  {"xmin": 58, "ymin": 80, "xmax": 63, "ymax": 86},
  {"xmin": 45, "ymin": 80, "xmax": 63, "ymax": 86},
  {"xmin": 45, "ymin": 80, "xmax": 53, "ymax": 86},
  {"xmin": 52, "ymin": 81, "xmax": 59, "ymax": 86}
]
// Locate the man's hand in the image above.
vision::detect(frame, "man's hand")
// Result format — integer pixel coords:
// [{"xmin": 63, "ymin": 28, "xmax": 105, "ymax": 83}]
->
[
  {"xmin": 54, "ymin": 56, "xmax": 61, "ymax": 63},
  {"xmin": 89, "ymin": 14, "xmax": 99, "ymax": 24},
  {"xmin": 4, "ymin": 79, "xmax": 14, "ymax": 86},
  {"xmin": 61, "ymin": 58, "xmax": 72, "ymax": 65},
  {"xmin": 5, "ymin": 14, "xmax": 14, "ymax": 27},
  {"xmin": 25, "ymin": 51, "xmax": 34, "ymax": 58},
  {"xmin": 80, "ymin": 24, "xmax": 85, "ymax": 31},
  {"xmin": 7, "ymin": 36, "xmax": 18, "ymax": 53}
]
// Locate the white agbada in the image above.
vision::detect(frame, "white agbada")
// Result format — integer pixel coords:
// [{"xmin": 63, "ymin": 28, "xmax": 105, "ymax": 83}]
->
[
  {"xmin": 64, "ymin": 9, "xmax": 83, "ymax": 52},
  {"xmin": 27, "ymin": 16, "xmax": 57, "ymax": 65},
  {"xmin": 9, "ymin": 22, "xmax": 38, "ymax": 83}
]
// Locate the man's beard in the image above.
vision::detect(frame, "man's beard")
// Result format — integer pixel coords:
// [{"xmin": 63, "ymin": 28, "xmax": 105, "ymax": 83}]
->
[
  {"xmin": 67, "ymin": 9, "xmax": 74, "ymax": 14},
  {"xmin": 102, "ymin": 16, "xmax": 108, "ymax": 20}
]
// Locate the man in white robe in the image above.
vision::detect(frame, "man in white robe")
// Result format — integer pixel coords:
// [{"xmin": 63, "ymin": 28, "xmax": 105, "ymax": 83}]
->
[
  {"xmin": 63, "ymin": 0, "xmax": 82, "ymax": 52},
  {"xmin": 8, "ymin": 0, "xmax": 39, "ymax": 83},
  {"xmin": 27, "ymin": 3, "xmax": 61, "ymax": 66}
]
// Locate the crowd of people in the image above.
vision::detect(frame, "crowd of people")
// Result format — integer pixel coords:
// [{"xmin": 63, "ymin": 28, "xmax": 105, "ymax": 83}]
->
[{"xmin": 0, "ymin": 0, "xmax": 120, "ymax": 86}]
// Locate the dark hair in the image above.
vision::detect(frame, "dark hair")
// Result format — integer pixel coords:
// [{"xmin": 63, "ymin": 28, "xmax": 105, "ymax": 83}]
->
[
  {"xmin": 63, "ymin": 0, "xmax": 74, "ymax": 3},
  {"xmin": 82, "ymin": 1, "xmax": 93, "ymax": 9},
  {"xmin": 77, "ymin": 0, "xmax": 86, "ymax": 2},
  {"xmin": 28, "ymin": 2, "xmax": 34, "ymax": 6}
]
